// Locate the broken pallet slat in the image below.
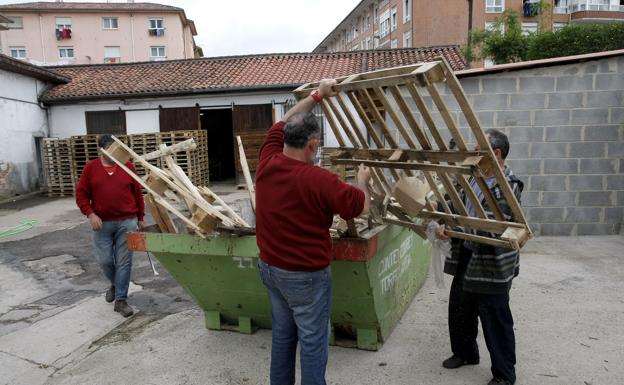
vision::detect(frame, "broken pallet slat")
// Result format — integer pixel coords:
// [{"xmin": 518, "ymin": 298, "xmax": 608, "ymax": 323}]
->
[{"xmin": 236, "ymin": 136, "xmax": 256, "ymax": 213}]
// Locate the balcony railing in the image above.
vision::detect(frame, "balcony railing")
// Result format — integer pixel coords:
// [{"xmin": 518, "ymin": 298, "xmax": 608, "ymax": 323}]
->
[{"xmin": 569, "ymin": 1, "xmax": 624, "ymax": 12}]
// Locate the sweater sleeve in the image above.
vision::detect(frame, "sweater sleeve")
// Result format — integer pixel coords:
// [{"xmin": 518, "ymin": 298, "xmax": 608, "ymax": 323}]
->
[
  {"xmin": 258, "ymin": 121, "xmax": 285, "ymax": 163},
  {"xmin": 75, "ymin": 161, "xmax": 94, "ymax": 217},
  {"xmin": 125, "ymin": 162, "xmax": 145, "ymax": 221},
  {"xmin": 319, "ymin": 170, "xmax": 365, "ymax": 220}
]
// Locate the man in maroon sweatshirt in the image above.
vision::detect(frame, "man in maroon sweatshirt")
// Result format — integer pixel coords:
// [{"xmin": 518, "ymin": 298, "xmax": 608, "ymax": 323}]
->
[
  {"xmin": 256, "ymin": 78, "xmax": 371, "ymax": 385},
  {"xmin": 75, "ymin": 134, "xmax": 144, "ymax": 317}
]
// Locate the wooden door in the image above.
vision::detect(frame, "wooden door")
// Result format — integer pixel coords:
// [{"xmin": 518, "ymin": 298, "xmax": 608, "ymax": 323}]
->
[
  {"xmin": 232, "ymin": 104, "xmax": 273, "ymax": 175},
  {"xmin": 159, "ymin": 107, "xmax": 200, "ymax": 132}
]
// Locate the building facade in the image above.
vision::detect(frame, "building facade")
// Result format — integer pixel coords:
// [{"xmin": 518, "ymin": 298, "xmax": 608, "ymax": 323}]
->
[
  {"xmin": 0, "ymin": 1, "xmax": 200, "ymax": 66},
  {"xmin": 314, "ymin": 0, "xmax": 624, "ymax": 56}
]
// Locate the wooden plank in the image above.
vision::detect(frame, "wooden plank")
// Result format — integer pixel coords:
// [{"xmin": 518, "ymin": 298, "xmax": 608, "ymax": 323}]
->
[
  {"xmin": 372, "ymin": 86, "xmax": 417, "ymax": 148},
  {"xmin": 319, "ymin": 100, "xmax": 347, "ymax": 147},
  {"xmin": 331, "ymin": 158, "xmax": 476, "ymax": 175},
  {"xmin": 144, "ymin": 193, "xmax": 178, "ymax": 233},
  {"xmin": 425, "ymin": 78, "xmax": 468, "ymax": 151},
  {"xmin": 142, "ymin": 139, "xmax": 196, "ymax": 160},
  {"xmin": 383, "ymin": 217, "xmax": 516, "ymax": 249},
  {"xmin": 359, "ymin": 88, "xmax": 397, "ymax": 148},
  {"xmin": 388, "ymin": 85, "xmax": 432, "ymax": 149},
  {"xmin": 346, "ymin": 91, "xmax": 384, "ymax": 148},
  {"xmin": 199, "ymin": 186, "xmax": 250, "ymax": 228},
  {"xmin": 326, "ymin": 98, "xmax": 360, "ymax": 149},
  {"xmin": 236, "ymin": 136, "xmax": 256, "ymax": 213}
]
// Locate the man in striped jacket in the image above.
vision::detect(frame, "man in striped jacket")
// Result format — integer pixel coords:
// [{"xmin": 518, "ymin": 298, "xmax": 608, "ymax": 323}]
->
[{"xmin": 436, "ymin": 129, "xmax": 524, "ymax": 385}]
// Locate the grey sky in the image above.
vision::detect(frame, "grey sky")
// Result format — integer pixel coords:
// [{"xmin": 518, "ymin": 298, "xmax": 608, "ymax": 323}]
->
[{"xmin": 0, "ymin": 0, "xmax": 361, "ymax": 57}]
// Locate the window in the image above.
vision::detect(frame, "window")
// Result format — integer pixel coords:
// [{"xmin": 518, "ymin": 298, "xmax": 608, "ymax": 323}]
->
[
  {"xmin": 522, "ymin": 22, "xmax": 538, "ymax": 35},
  {"xmin": 403, "ymin": 0, "xmax": 411, "ymax": 22},
  {"xmin": 379, "ymin": 10, "xmax": 390, "ymax": 38},
  {"xmin": 85, "ymin": 111, "xmax": 127, "ymax": 135},
  {"xmin": 150, "ymin": 46, "xmax": 166, "ymax": 60},
  {"xmin": 59, "ymin": 46, "xmax": 74, "ymax": 59},
  {"xmin": 403, "ymin": 31, "xmax": 411, "ymax": 48},
  {"xmin": 553, "ymin": 22, "xmax": 567, "ymax": 31},
  {"xmin": 391, "ymin": 7, "xmax": 398, "ymax": 31},
  {"xmin": 5, "ymin": 16, "xmax": 23, "ymax": 29},
  {"xmin": 554, "ymin": 0, "xmax": 568, "ymax": 13},
  {"xmin": 373, "ymin": 7, "xmax": 378, "ymax": 24},
  {"xmin": 374, "ymin": 35, "xmax": 379, "ymax": 48},
  {"xmin": 102, "ymin": 17, "xmax": 118, "ymax": 29},
  {"xmin": 486, "ymin": 0, "xmax": 504, "ymax": 13},
  {"xmin": 104, "ymin": 46, "xmax": 120, "ymax": 63},
  {"xmin": 364, "ymin": 13, "xmax": 371, "ymax": 32},
  {"xmin": 485, "ymin": 21, "xmax": 503, "ymax": 32},
  {"xmin": 391, "ymin": 39, "xmax": 398, "ymax": 49},
  {"xmin": 148, "ymin": 17, "xmax": 164, "ymax": 36},
  {"xmin": 10, "ymin": 47, "xmax": 26, "ymax": 59}
]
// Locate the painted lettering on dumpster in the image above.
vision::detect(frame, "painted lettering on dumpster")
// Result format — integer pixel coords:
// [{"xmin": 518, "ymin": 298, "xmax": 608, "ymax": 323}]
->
[
  {"xmin": 232, "ymin": 256, "xmax": 256, "ymax": 269},
  {"xmin": 378, "ymin": 236, "xmax": 413, "ymax": 294}
]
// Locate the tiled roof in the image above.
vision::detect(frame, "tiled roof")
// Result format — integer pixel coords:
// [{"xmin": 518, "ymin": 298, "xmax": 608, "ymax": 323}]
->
[
  {"xmin": 41, "ymin": 46, "xmax": 467, "ymax": 103},
  {"xmin": 0, "ymin": 2, "xmax": 182, "ymax": 12},
  {"xmin": 0, "ymin": 53, "xmax": 69, "ymax": 83}
]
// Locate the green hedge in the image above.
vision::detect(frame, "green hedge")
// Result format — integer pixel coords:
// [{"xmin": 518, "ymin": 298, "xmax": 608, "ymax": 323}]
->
[{"xmin": 526, "ymin": 23, "xmax": 624, "ymax": 60}]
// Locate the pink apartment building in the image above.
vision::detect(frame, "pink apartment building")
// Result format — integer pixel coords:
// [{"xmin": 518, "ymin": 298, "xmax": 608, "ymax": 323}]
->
[{"xmin": 0, "ymin": 1, "xmax": 201, "ymax": 65}]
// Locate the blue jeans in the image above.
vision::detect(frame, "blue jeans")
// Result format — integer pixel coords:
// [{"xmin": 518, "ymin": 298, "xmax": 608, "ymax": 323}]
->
[
  {"xmin": 258, "ymin": 259, "xmax": 332, "ymax": 385},
  {"xmin": 93, "ymin": 218, "xmax": 137, "ymax": 301}
]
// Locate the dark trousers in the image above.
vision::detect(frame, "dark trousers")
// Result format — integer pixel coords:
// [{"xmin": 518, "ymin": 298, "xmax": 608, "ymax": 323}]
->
[{"xmin": 449, "ymin": 245, "xmax": 516, "ymax": 384}]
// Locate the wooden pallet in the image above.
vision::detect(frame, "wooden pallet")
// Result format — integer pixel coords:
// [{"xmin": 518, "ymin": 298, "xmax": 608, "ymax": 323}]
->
[
  {"xmin": 42, "ymin": 138, "xmax": 74, "ymax": 197},
  {"xmin": 294, "ymin": 58, "xmax": 532, "ymax": 250}
]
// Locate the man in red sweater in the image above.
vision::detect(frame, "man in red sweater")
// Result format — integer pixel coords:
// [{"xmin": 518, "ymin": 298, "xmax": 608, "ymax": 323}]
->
[
  {"xmin": 75, "ymin": 134, "xmax": 144, "ymax": 317},
  {"xmin": 256, "ymin": 78, "xmax": 370, "ymax": 385}
]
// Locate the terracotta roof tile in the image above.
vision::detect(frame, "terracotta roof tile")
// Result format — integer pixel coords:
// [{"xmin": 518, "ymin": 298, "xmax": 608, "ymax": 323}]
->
[{"xmin": 42, "ymin": 46, "xmax": 467, "ymax": 103}]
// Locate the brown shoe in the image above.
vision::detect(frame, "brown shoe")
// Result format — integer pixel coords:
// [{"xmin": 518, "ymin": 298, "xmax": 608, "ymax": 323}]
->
[{"xmin": 114, "ymin": 300, "xmax": 134, "ymax": 317}]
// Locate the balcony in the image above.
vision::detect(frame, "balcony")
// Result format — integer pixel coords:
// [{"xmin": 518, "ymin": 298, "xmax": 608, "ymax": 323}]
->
[
  {"xmin": 567, "ymin": 0, "xmax": 624, "ymax": 21},
  {"xmin": 148, "ymin": 28, "xmax": 165, "ymax": 37},
  {"xmin": 569, "ymin": 1, "xmax": 624, "ymax": 12}
]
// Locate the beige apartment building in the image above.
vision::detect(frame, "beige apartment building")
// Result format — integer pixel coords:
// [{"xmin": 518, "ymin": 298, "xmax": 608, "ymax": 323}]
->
[
  {"xmin": 314, "ymin": 0, "xmax": 624, "ymax": 55},
  {"xmin": 0, "ymin": 1, "xmax": 201, "ymax": 65}
]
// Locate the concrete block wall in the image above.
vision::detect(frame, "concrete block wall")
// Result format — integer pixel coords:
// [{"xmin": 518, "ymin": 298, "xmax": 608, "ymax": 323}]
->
[
  {"xmin": 461, "ymin": 57, "xmax": 623, "ymax": 235},
  {"xmin": 385, "ymin": 55, "xmax": 623, "ymax": 235}
]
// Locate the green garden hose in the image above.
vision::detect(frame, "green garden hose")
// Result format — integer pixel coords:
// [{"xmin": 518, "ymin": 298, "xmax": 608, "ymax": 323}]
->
[{"xmin": 0, "ymin": 220, "xmax": 38, "ymax": 239}]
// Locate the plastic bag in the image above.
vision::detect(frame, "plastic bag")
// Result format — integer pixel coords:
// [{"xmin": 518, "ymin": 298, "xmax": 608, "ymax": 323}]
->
[{"xmin": 426, "ymin": 220, "xmax": 451, "ymax": 288}]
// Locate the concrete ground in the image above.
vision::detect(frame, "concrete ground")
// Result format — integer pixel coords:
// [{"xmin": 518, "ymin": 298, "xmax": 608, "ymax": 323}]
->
[{"xmin": 0, "ymin": 190, "xmax": 622, "ymax": 385}]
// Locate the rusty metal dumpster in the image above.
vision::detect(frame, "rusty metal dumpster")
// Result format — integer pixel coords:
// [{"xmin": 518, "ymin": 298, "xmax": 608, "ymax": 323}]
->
[{"xmin": 128, "ymin": 224, "xmax": 430, "ymax": 351}]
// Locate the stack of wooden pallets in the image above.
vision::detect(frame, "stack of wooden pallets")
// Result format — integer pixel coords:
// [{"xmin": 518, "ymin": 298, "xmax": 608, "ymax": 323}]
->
[
  {"xmin": 102, "ymin": 136, "xmax": 252, "ymax": 237},
  {"xmin": 41, "ymin": 131, "xmax": 208, "ymax": 197},
  {"xmin": 42, "ymin": 138, "xmax": 74, "ymax": 197}
]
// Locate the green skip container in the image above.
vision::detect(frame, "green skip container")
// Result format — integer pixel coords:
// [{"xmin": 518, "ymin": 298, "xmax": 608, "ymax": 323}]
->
[{"xmin": 128, "ymin": 224, "xmax": 430, "ymax": 351}]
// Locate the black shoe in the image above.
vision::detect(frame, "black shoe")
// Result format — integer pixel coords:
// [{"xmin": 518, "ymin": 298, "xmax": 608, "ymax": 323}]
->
[
  {"xmin": 487, "ymin": 378, "xmax": 513, "ymax": 385},
  {"xmin": 442, "ymin": 355, "xmax": 479, "ymax": 369},
  {"xmin": 114, "ymin": 300, "xmax": 134, "ymax": 318},
  {"xmin": 105, "ymin": 286, "xmax": 115, "ymax": 303}
]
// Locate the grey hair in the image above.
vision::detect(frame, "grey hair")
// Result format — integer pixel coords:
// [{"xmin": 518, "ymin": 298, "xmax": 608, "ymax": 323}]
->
[
  {"xmin": 284, "ymin": 112, "xmax": 320, "ymax": 149},
  {"xmin": 98, "ymin": 134, "xmax": 114, "ymax": 149},
  {"xmin": 485, "ymin": 129, "xmax": 510, "ymax": 159}
]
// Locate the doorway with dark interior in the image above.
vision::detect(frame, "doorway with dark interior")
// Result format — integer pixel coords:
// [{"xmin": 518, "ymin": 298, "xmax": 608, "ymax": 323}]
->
[{"xmin": 201, "ymin": 108, "xmax": 235, "ymax": 183}]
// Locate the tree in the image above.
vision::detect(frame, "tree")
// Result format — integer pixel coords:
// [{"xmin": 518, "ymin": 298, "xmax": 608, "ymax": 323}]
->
[{"xmin": 464, "ymin": 9, "xmax": 528, "ymax": 65}]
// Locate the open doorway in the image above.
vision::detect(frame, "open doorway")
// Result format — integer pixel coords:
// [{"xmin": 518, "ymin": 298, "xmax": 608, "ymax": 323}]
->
[{"xmin": 201, "ymin": 108, "xmax": 235, "ymax": 182}]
